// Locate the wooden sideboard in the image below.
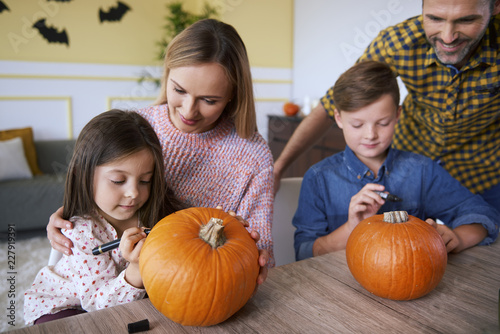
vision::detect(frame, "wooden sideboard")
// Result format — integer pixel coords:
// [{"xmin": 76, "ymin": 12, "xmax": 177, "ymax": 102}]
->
[{"xmin": 268, "ymin": 115, "xmax": 346, "ymax": 178}]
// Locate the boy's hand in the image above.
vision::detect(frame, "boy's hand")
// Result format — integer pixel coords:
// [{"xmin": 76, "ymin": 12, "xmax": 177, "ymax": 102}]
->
[
  {"xmin": 425, "ymin": 219, "xmax": 460, "ymax": 253},
  {"xmin": 347, "ymin": 184, "xmax": 386, "ymax": 230},
  {"xmin": 313, "ymin": 184, "xmax": 385, "ymax": 256}
]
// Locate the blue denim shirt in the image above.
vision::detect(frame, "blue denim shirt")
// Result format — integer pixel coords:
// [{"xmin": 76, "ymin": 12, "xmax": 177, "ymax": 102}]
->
[{"xmin": 293, "ymin": 146, "xmax": 499, "ymax": 261}]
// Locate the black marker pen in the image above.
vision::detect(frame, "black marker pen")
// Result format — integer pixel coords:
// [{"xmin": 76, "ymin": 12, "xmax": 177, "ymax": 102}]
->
[
  {"xmin": 374, "ymin": 191, "xmax": 403, "ymax": 202},
  {"xmin": 92, "ymin": 229, "xmax": 151, "ymax": 255}
]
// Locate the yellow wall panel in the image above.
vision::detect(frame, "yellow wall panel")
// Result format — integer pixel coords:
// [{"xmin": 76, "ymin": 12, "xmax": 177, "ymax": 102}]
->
[
  {"xmin": 1, "ymin": 0, "xmax": 163, "ymax": 65},
  {"xmin": 219, "ymin": 0, "xmax": 293, "ymax": 68},
  {"xmin": 0, "ymin": 0, "xmax": 293, "ymax": 68}
]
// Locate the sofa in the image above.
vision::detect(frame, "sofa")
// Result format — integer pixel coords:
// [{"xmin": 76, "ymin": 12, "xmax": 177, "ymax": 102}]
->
[{"xmin": 0, "ymin": 139, "xmax": 75, "ymax": 233}]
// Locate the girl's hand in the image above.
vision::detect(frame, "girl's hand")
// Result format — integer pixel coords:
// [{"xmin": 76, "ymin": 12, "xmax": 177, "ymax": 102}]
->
[
  {"xmin": 119, "ymin": 227, "xmax": 148, "ymax": 289},
  {"xmin": 216, "ymin": 206, "xmax": 269, "ymax": 287},
  {"xmin": 119, "ymin": 227, "xmax": 148, "ymax": 264},
  {"xmin": 347, "ymin": 184, "xmax": 386, "ymax": 230},
  {"xmin": 47, "ymin": 206, "xmax": 74, "ymax": 255}
]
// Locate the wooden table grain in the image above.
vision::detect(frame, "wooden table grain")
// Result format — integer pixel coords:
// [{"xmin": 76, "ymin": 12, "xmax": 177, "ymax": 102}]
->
[{"xmin": 10, "ymin": 242, "xmax": 500, "ymax": 334}]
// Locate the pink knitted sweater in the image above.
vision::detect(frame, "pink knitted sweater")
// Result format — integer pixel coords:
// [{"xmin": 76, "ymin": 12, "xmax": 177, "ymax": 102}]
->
[{"xmin": 137, "ymin": 105, "xmax": 275, "ymax": 266}]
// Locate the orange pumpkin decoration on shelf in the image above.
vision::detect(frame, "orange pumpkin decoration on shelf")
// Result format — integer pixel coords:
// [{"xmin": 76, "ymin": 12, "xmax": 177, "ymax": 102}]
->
[
  {"xmin": 345, "ymin": 211, "xmax": 447, "ymax": 301},
  {"xmin": 139, "ymin": 207, "xmax": 259, "ymax": 326},
  {"xmin": 283, "ymin": 102, "xmax": 300, "ymax": 116}
]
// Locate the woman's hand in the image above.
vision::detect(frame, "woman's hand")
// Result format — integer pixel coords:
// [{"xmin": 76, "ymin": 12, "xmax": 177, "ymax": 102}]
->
[
  {"xmin": 216, "ymin": 206, "xmax": 269, "ymax": 286},
  {"xmin": 248, "ymin": 229, "xmax": 269, "ymax": 285},
  {"xmin": 47, "ymin": 206, "xmax": 74, "ymax": 255}
]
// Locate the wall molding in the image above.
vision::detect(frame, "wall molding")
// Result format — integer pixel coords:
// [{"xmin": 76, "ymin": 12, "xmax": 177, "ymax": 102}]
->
[
  {"xmin": 0, "ymin": 96, "xmax": 73, "ymax": 139},
  {"xmin": 106, "ymin": 96, "xmax": 157, "ymax": 110},
  {"xmin": 0, "ymin": 61, "xmax": 292, "ymax": 141},
  {"xmin": 0, "ymin": 73, "xmax": 155, "ymax": 82},
  {"xmin": 0, "ymin": 74, "xmax": 293, "ymax": 86}
]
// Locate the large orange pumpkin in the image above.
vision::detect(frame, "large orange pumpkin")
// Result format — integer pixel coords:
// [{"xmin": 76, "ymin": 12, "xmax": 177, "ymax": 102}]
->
[
  {"xmin": 345, "ymin": 211, "xmax": 447, "ymax": 300},
  {"xmin": 139, "ymin": 207, "xmax": 259, "ymax": 326}
]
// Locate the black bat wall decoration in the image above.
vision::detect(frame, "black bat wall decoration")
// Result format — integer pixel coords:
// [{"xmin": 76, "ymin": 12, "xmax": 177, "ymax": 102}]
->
[
  {"xmin": 33, "ymin": 18, "xmax": 69, "ymax": 46},
  {"xmin": 0, "ymin": 0, "xmax": 10, "ymax": 13},
  {"xmin": 99, "ymin": 1, "xmax": 131, "ymax": 23}
]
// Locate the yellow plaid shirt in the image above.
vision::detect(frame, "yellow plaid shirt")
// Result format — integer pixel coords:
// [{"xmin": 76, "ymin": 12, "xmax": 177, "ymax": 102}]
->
[{"xmin": 322, "ymin": 15, "xmax": 500, "ymax": 194}]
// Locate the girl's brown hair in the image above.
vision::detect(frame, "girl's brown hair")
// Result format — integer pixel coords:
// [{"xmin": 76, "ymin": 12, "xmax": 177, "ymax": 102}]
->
[
  {"xmin": 62, "ymin": 109, "xmax": 178, "ymax": 228},
  {"xmin": 333, "ymin": 60, "xmax": 400, "ymax": 112},
  {"xmin": 155, "ymin": 19, "xmax": 256, "ymax": 139}
]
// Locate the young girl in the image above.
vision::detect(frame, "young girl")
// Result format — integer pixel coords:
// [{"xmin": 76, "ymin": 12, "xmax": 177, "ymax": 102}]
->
[{"xmin": 24, "ymin": 109, "xmax": 178, "ymax": 325}]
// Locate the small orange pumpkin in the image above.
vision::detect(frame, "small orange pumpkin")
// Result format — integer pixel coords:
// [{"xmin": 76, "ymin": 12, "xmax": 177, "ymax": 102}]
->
[
  {"xmin": 283, "ymin": 102, "xmax": 300, "ymax": 116},
  {"xmin": 139, "ymin": 207, "xmax": 259, "ymax": 326},
  {"xmin": 345, "ymin": 211, "xmax": 447, "ymax": 300}
]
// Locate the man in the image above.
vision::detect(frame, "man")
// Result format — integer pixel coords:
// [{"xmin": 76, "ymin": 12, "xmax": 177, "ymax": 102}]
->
[{"xmin": 274, "ymin": 0, "xmax": 500, "ymax": 209}]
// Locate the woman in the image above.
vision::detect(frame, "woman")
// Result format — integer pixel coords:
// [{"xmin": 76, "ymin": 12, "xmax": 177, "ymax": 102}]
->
[{"xmin": 47, "ymin": 19, "xmax": 274, "ymax": 276}]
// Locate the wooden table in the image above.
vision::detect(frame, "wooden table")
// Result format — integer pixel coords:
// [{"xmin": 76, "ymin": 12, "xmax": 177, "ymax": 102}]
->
[{"xmin": 11, "ymin": 242, "xmax": 499, "ymax": 334}]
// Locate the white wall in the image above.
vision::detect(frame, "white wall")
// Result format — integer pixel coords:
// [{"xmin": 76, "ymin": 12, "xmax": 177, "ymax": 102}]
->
[
  {"xmin": 1, "ymin": 1, "xmax": 423, "ymax": 142},
  {"xmin": 0, "ymin": 61, "xmax": 161, "ymax": 140},
  {"xmin": 293, "ymin": 0, "xmax": 422, "ymax": 109},
  {"xmin": 0, "ymin": 61, "xmax": 290, "ymax": 141}
]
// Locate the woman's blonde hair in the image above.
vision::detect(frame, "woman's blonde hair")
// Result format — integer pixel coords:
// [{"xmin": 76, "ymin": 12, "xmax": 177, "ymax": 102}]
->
[{"xmin": 155, "ymin": 19, "xmax": 256, "ymax": 139}]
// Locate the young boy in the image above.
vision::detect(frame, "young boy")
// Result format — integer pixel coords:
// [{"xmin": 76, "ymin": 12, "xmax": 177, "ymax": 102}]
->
[{"xmin": 293, "ymin": 61, "xmax": 499, "ymax": 261}]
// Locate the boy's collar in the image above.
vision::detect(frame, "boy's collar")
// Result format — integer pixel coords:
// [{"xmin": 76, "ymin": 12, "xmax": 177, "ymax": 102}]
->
[{"xmin": 344, "ymin": 145, "xmax": 394, "ymax": 180}]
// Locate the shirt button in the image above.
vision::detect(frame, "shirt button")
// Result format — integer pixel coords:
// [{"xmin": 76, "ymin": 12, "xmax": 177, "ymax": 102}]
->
[
  {"xmin": 357, "ymin": 175, "xmax": 361, "ymax": 179},
  {"xmin": 366, "ymin": 172, "xmax": 371, "ymax": 176}
]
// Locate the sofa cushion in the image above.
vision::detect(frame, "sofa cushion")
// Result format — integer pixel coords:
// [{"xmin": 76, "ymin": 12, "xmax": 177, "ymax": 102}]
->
[
  {"xmin": 0, "ymin": 137, "xmax": 33, "ymax": 181},
  {"xmin": 35, "ymin": 140, "xmax": 75, "ymax": 175},
  {"xmin": 0, "ymin": 174, "xmax": 66, "ymax": 231},
  {"xmin": 0, "ymin": 127, "xmax": 42, "ymax": 175}
]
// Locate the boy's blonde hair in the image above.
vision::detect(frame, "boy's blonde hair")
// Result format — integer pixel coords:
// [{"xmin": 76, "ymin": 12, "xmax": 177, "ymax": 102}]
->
[
  {"xmin": 333, "ymin": 60, "xmax": 400, "ymax": 112},
  {"xmin": 155, "ymin": 19, "xmax": 256, "ymax": 139}
]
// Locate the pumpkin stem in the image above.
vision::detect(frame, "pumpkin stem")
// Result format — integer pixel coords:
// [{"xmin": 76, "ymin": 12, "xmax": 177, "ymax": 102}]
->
[
  {"xmin": 383, "ymin": 211, "xmax": 409, "ymax": 223},
  {"xmin": 199, "ymin": 217, "xmax": 226, "ymax": 248}
]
